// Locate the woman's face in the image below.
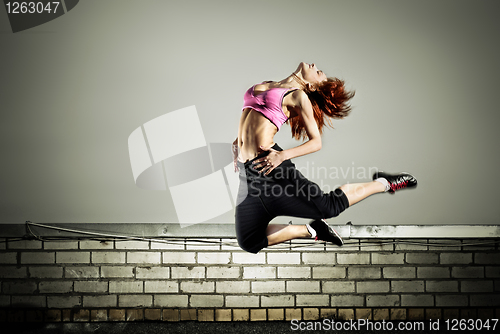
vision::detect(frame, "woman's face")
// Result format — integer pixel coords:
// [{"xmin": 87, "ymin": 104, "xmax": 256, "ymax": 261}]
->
[{"xmin": 296, "ymin": 62, "xmax": 327, "ymax": 84}]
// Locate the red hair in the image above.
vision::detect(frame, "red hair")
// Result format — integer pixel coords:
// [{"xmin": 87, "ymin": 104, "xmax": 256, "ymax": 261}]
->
[{"xmin": 288, "ymin": 77, "xmax": 355, "ymax": 140}]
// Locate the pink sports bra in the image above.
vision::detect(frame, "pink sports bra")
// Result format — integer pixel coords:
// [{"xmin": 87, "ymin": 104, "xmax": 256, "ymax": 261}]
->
[{"xmin": 242, "ymin": 83, "xmax": 297, "ymax": 131}]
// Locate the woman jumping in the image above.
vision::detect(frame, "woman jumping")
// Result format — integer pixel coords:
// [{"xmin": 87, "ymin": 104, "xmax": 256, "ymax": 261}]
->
[{"xmin": 233, "ymin": 62, "xmax": 417, "ymax": 254}]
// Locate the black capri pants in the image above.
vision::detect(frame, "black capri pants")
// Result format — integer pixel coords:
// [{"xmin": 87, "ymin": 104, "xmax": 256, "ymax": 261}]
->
[{"xmin": 235, "ymin": 143, "xmax": 349, "ymax": 254}]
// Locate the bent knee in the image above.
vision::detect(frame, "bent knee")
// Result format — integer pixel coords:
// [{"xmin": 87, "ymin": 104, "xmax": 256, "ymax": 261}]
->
[{"xmin": 237, "ymin": 236, "xmax": 266, "ymax": 254}]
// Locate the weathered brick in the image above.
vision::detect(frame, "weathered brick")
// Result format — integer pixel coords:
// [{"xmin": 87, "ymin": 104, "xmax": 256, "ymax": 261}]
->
[
  {"xmin": 226, "ymin": 295, "xmax": 259, "ymax": 308},
  {"xmin": 171, "ymin": 267, "xmax": 205, "ymax": 279},
  {"xmin": 109, "ymin": 281, "xmax": 143, "ymax": 293},
  {"xmin": 47, "ymin": 296, "xmax": 81, "ymax": 308},
  {"xmin": 101, "ymin": 266, "xmax": 134, "ymax": 278},
  {"xmin": 366, "ymin": 295, "xmax": 400, "ymax": 307},
  {"xmin": 151, "ymin": 241, "xmax": 184, "ymax": 250},
  {"xmin": 8, "ymin": 240, "xmax": 42, "ymax": 249},
  {"xmin": 189, "ymin": 295, "xmax": 223, "ymax": 307},
  {"xmin": 286, "ymin": 281, "xmax": 320, "ymax": 293},
  {"xmin": 119, "ymin": 295, "xmax": 152, "ymax": 307},
  {"xmin": 126, "ymin": 309, "xmax": 144, "ymax": 321},
  {"xmin": 216, "ymin": 281, "xmax": 250, "ymax": 294},
  {"xmin": 390, "ymin": 308, "xmax": 407, "ymax": 320},
  {"xmin": 371, "ymin": 253, "xmax": 404, "ymax": 265},
  {"xmin": 322, "ymin": 281, "xmax": 355, "ymax": 293},
  {"xmin": 302, "ymin": 253, "xmax": 335, "ymax": 265},
  {"xmin": 79, "ymin": 240, "xmax": 113, "ymax": 250},
  {"xmin": 232, "ymin": 252, "xmax": 265, "ymax": 264},
  {"xmin": 331, "ymin": 295, "xmax": 364, "ymax": 307},
  {"xmin": 56, "ymin": 252, "xmax": 90, "ymax": 264},
  {"xmin": 206, "ymin": 266, "xmax": 240, "ymax": 279},
  {"xmin": 470, "ymin": 294, "xmax": 500, "ymax": 307},
  {"xmin": 92, "ymin": 252, "xmax": 126, "ymax": 264},
  {"xmin": 383, "ymin": 267, "xmax": 415, "ymax": 278},
  {"xmin": 21, "ymin": 252, "xmax": 55, "ymax": 264},
  {"xmin": 43, "ymin": 241, "xmax": 79, "ymax": 250},
  {"xmin": 127, "ymin": 252, "xmax": 161, "ymax": 264},
  {"xmin": 391, "ymin": 280, "xmax": 424, "ymax": 293},
  {"xmin": 30, "ymin": 266, "xmax": 63, "ymax": 278},
  {"xmin": 45, "ymin": 309, "xmax": 61, "ymax": 322},
  {"xmin": 180, "ymin": 281, "xmax": 214, "ymax": 293},
  {"xmin": 233, "ymin": 309, "xmax": 249, "ymax": 321},
  {"xmin": 0, "ymin": 266, "xmax": 27, "ymax": 278},
  {"xmin": 440, "ymin": 253, "xmax": 473, "ymax": 264},
  {"xmin": 303, "ymin": 308, "xmax": 320, "ymax": 320},
  {"xmin": 109, "ymin": 309, "xmax": 126, "ymax": 321},
  {"xmin": 261, "ymin": 295, "xmax": 294, "ymax": 307},
  {"xmin": 405, "ymin": 253, "xmax": 439, "ymax": 264},
  {"xmin": 427, "ymin": 239, "xmax": 461, "ymax": 251},
  {"xmin": 355, "ymin": 308, "xmax": 372, "ymax": 320},
  {"xmin": 250, "ymin": 309, "xmax": 267, "ymax": 321},
  {"xmin": 144, "ymin": 281, "xmax": 178, "ymax": 293},
  {"xmin": 337, "ymin": 309, "xmax": 354, "ymax": 320},
  {"xmin": 73, "ymin": 309, "xmax": 90, "ymax": 322},
  {"xmin": 426, "ymin": 280, "xmax": 459, "ymax": 293},
  {"xmin": 155, "ymin": 295, "xmax": 188, "ymax": 308},
  {"xmin": 475, "ymin": 253, "xmax": 500, "ymax": 264},
  {"xmin": 74, "ymin": 281, "xmax": 108, "ymax": 293},
  {"xmin": 197, "ymin": 309, "xmax": 214, "ymax": 322},
  {"xmin": 394, "ymin": 240, "xmax": 427, "ymax": 251},
  {"xmin": 373, "ymin": 308, "xmax": 390, "ymax": 321},
  {"xmin": 461, "ymin": 280, "xmax": 494, "ymax": 292},
  {"xmin": 267, "ymin": 252, "xmax": 300, "ymax": 264},
  {"xmin": 349, "ymin": 267, "xmax": 381, "ymax": 279},
  {"xmin": 417, "ymin": 267, "xmax": 449, "ymax": 278},
  {"xmin": 185, "ymin": 241, "xmax": 220, "ymax": 251},
  {"xmin": 486, "ymin": 266, "xmax": 500, "ymax": 278},
  {"xmin": 197, "ymin": 252, "xmax": 230, "ymax": 264},
  {"xmin": 91, "ymin": 309, "xmax": 108, "ymax": 322},
  {"xmin": 39, "ymin": 281, "xmax": 73, "ymax": 293},
  {"xmin": 83, "ymin": 295, "xmax": 117, "ymax": 308},
  {"xmin": 400, "ymin": 294, "xmax": 434, "ymax": 307},
  {"xmin": 0, "ymin": 252, "xmax": 17, "ymax": 264},
  {"xmin": 436, "ymin": 295, "xmax": 468, "ymax": 307},
  {"xmin": 220, "ymin": 238, "xmax": 241, "ymax": 251},
  {"xmin": 252, "ymin": 281, "xmax": 285, "ymax": 293},
  {"xmin": 296, "ymin": 294, "xmax": 329, "ymax": 306},
  {"xmin": 451, "ymin": 266, "xmax": 484, "ymax": 278},
  {"xmin": 12, "ymin": 296, "xmax": 46, "ymax": 308},
  {"xmin": 313, "ymin": 267, "xmax": 346, "ymax": 279},
  {"xmin": 278, "ymin": 267, "xmax": 311, "ymax": 278},
  {"xmin": 136, "ymin": 267, "xmax": 170, "ymax": 279},
  {"xmin": 163, "ymin": 252, "xmax": 196, "ymax": 264},
  {"xmin": 65, "ymin": 266, "xmax": 99, "ymax": 279},
  {"xmin": 0, "ymin": 296, "xmax": 10, "ymax": 307},
  {"xmin": 243, "ymin": 267, "xmax": 275, "ymax": 279},
  {"xmin": 359, "ymin": 239, "xmax": 394, "ymax": 252},
  {"xmin": 3, "ymin": 281, "xmax": 37, "ymax": 294},
  {"xmin": 115, "ymin": 240, "xmax": 149, "ymax": 250},
  {"xmin": 357, "ymin": 281, "xmax": 390, "ymax": 293},
  {"xmin": 267, "ymin": 308, "xmax": 284, "ymax": 321},
  {"xmin": 144, "ymin": 309, "xmax": 161, "ymax": 321},
  {"xmin": 215, "ymin": 309, "xmax": 231, "ymax": 321},
  {"xmin": 337, "ymin": 253, "xmax": 370, "ymax": 265}
]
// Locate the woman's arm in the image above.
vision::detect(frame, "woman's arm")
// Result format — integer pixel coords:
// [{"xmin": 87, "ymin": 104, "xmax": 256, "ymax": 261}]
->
[
  {"xmin": 253, "ymin": 90, "xmax": 322, "ymax": 175},
  {"xmin": 232, "ymin": 137, "xmax": 239, "ymax": 172}
]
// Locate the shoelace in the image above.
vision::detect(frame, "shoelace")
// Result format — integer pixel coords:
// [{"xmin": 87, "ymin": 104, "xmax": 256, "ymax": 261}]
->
[{"xmin": 391, "ymin": 180, "xmax": 408, "ymax": 192}]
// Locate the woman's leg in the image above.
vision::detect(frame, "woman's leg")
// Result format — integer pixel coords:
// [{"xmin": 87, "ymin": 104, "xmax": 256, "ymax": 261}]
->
[
  {"xmin": 339, "ymin": 181, "xmax": 386, "ymax": 206},
  {"xmin": 266, "ymin": 224, "xmax": 311, "ymax": 246}
]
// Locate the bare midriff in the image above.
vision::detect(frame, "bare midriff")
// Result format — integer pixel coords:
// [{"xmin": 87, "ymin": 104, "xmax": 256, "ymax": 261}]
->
[{"xmin": 237, "ymin": 108, "xmax": 278, "ymax": 163}]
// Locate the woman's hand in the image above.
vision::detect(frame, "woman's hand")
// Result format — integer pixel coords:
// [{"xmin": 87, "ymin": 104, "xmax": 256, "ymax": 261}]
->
[{"xmin": 252, "ymin": 145, "xmax": 286, "ymax": 175}]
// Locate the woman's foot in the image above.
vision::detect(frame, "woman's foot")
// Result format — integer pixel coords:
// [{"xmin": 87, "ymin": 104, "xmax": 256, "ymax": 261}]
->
[
  {"xmin": 307, "ymin": 219, "xmax": 344, "ymax": 246},
  {"xmin": 373, "ymin": 171, "xmax": 417, "ymax": 193}
]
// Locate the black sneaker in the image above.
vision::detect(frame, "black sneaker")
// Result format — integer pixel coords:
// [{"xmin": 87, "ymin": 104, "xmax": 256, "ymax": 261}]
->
[
  {"xmin": 373, "ymin": 171, "xmax": 417, "ymax": 193},
  {"xmin": 309, "ymin": 219, "xmax": 344, "ymax": 246}
]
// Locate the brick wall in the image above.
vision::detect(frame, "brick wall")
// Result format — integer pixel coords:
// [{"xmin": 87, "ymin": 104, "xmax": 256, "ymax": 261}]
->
[{"xmin": 0, "ymin": 237, "xmax": 499, "ymax": 322}]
